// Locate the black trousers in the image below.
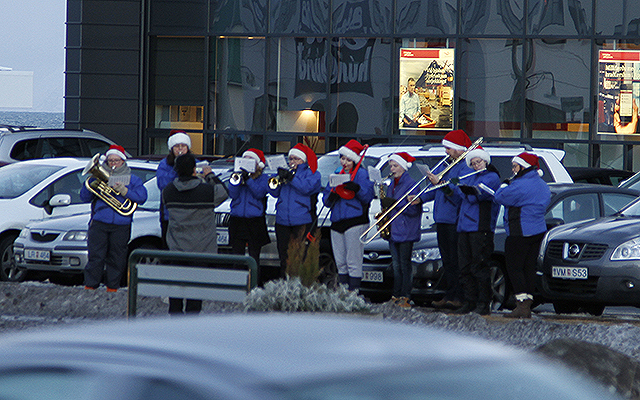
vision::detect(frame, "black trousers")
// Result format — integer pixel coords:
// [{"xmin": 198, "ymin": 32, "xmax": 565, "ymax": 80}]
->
[
  {"xmin": 436, "ymin": 223, "xmax": 461, "ymax": 301},
  {"xmin": 85, "ymin": 220, "xmax": 131, "ymax": 289},
  {"xmin": 169, "ymin": 298, "xmax": 202, "ymax": 314},
  {"xmin": 458, "ymin": 231, "xmax": 494, "ymax": 304},
  {"xmin": 505, "ymin": 233, "xmax": 545, "ymax": 296},
  {"xmin": 275, "ymin": 223, "xmax": 311, "ymax": 278}
]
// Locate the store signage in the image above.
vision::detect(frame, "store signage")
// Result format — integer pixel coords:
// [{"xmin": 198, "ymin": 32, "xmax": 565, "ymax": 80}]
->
[{"xmin": 598, "ymin": 50, "xmax": 640, "ymax": 135}]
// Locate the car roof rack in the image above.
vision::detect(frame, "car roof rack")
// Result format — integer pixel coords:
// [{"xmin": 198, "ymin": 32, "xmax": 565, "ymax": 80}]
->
[
  {"xmin": 0, "ymin": 124, "xmax": 36, "ymax": 132},
  {"xmin": 420, "ymin": 142, "xmax": 534, "ymax": 151}
]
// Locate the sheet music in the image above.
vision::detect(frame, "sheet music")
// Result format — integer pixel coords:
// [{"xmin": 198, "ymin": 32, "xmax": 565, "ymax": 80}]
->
[
  {"xmin": 368, "ymin": 166, "xmax": 382, "ymax": 183},
  {"xmin": 108, "ymin": 174, "xmax": 130, "ymax": 187},
  {"xmin": 234, "ymin": 157, "xmax": 256, "ymax": 173},
  {"xmin": 266, "ymin": 154, "xmax": 288, "ymax": 171},
  {"xmin": 329, "ymin": 173, "xmax": 351, "ymax": 187},
  {"xmin": 416, "ymin": 163, "xmax": 431, "ymax": 175}
]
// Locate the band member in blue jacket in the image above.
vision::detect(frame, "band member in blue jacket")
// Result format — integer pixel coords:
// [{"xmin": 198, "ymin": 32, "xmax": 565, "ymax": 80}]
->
[
  {"xmin": 495, "ymin": 152, "xmax": 551, "ymax": 318},
  {"xmin": 323, "ymin": 140, "xmax": 374, "ymax": 291},
  {"xmin": 449, "ymin": 147, "xmax": 500, "ymax": 315},
  {"xmin": 228, "ymin": 148, "xmax": 270, "ymax": 283},
  {"xmin": 419, "ymin": 129, "xmax": 473, "ymax": 310},
  {"xmin": 269, "ymin": 143, "xmax": 322, "ymax": 279},
  {"xmin": 381, "ymin": 152, "xmax": 421, "ymax": 309},
  {"xmin": 81, "ymin": 145, "xmax": 148, "ymax": 292}
]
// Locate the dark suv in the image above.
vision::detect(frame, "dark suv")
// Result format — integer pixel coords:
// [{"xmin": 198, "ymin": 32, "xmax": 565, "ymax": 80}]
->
[{"xmin": 0, "ymin": 125, "xmax": 120, "ymax": 166}]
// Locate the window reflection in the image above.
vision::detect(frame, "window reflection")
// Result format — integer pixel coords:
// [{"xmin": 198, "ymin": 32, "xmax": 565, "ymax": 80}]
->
[
  {"xmin": 596, "ymin": 0, "xmax": 640, "ymax": 36},
  {"xmin": 270, "ymin": 0, "xmax": 329, "ymax": 33},
  {"xmin": 395, "ymin": 0, "xmax": 457, "ymax": 35},
  {"xmin": 527, "ymin": 0, "xmax": 592, "ymax": 35},
  {"xmin": 460, "ymin": 0, "xmax": 525, "ymax": 35},
  {"xmin": 331, "ymin": 0, "xmax": 392, "ymax": 34}
]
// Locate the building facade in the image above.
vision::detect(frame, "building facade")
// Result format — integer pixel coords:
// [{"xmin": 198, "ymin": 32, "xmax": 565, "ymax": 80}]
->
[{"xmin": 65, "ymin": 0, "xmax": 640, "ymax": 169}]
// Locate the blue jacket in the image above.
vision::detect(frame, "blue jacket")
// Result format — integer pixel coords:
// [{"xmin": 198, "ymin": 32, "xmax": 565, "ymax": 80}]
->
[
  {"xmin": 156, "ymin": 157, "xmax": 178, "ymax": 221},
  {"xmin": 387, "ymin": 172, "xmax": 421, "ymax": 243},
  {"xmin": 269, "ymin": 163, "xmax": 322, "ymax": 226},
  {"xmin": 228, "ymin": 173, "xmax": 269, "ymax": 218},
  {"xmin": 450, "ymin": 168, "xmax": 501, "ymax": 233},
  {"xmin": 323, "ymin": 167, "xmax": 374, "ymax": 231},
  {"xmin": 80, "ymin": 172, "xmax": 147, "ymax": 225},
  {"xmin": 494, "ymin": 168, "xmax": 551, "ymax": 237},
  {"xmin": 419, "ymin": 159, "xmax": 472, "ymax": 224}
]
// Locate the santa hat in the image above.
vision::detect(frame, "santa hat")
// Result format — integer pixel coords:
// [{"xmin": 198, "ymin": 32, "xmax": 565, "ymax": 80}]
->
[
  {"xmin": 388, "ymin": 152, "xmax": 415, "ymax": 171},
  {"xmin": 339, "ymin": 139, "xmax": 365, "ymax": 163},
  {"xmin": 513, "ymin": 152, "xmax": 544, "ymax": 176},
  {"xmin": 242, "ymin": 148, "xmax": 266, "ymax": 169},
  {"xmin": 105, "ymin": 144, "xmax": 127, "ymax": 160},
  {"xmin": 288, "ymin": 143, "xmax": 318, "ymax": 173},
  {"xmin": 442, "ymin": 129, "xmax": 472, "ymax": 151},
  {"xmin": 167, "ymin": 130, "xmax": 191, "ymax": 150},
  {"xmin": 465, "ymin": 146, "xmax": 490, "ymax": 167}
]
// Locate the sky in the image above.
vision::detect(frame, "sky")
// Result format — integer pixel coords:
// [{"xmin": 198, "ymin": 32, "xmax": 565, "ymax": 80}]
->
[{"xmin": 1, "ymin": 2, "xmax": 66, "ymax": 112}]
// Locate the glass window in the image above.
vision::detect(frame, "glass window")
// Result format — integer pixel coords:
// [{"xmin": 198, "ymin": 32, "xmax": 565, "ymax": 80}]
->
[
  {"xmin": 49, "ymin": 171, "xmax": 86, "ymax": 204},
  {"xmin": 529, "ymin": 40, "xmax": 591, "ymax": 141},
  {"xmin": 602, "ymin": 192, "xmax": 637, "ymax": 215},
  {"xmin": 211, "ymin": 0, "xmax": 267, "ymax": 33},
  {"xmin": 396, "ymin": 0, "xmax": 457, "ymax": 35},
  {"xmin": 83, "ymin": 139, "xmax": 112, "ymax": 157},
  {"xmin": 10, "ymin": 139, "xmax": 39, "ymax": 161},
  {"xmin": 149, "ymin": 0, "xmax": 207, "ymax": 33},
  {"xmin": 329, "ymin": 38, "xmax": 391, "ymax": 135},
  {"xmin": 331, "ymin": 0, "xmax": 392, "ymax": 35},
  {"xmin": 598, "ymin": 144, "xmax": 624, "ymax": 169},
  {"xmin": 210, "ymin": 37, "xmax": 266, "ymax": 133},
  {"xmin": 460, "ymin": 0, "xmax": 524, "ymax": 35},
  {"xmin": 527, "ymin": 0, "xmax": 592, "ymax": 35},
  {"xmin": 269, "ymin": 0, "xmax": 329, "ymax": 34},
  {"xmin": 596, "ymin": 0, "xmax": 640, "ymax": 36},
  {"xmin": 546, "ymin": 193, "xmax": 599, "ymax": 224},
  {"xmin": 0, "ymin": 164, "xmax": 63, "ymax": 200},
  {"xmin": 41, "ymin": 138, "xmax": 83, "ymax": 158}
]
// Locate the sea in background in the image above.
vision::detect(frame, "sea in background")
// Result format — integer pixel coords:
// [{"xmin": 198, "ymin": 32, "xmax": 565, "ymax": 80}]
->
[{"xmin": 0, "ymin": 111, "xmax": 64, "ymax": 129}]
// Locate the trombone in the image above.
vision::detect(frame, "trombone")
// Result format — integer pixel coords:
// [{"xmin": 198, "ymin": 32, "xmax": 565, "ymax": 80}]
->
[
  {"xmin": 359, "ymin": 137, "xmax": 483, "ymax": 244},
  {"xmin": 359, "ymin": 167, "xmax": 486, "ymax": 244}
]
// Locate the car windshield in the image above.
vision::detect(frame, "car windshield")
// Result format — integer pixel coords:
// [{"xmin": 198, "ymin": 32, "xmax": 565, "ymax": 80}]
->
[
  {"xmin": 317, "ymin": 154, "xmax": 380, "ymax": 187},
  {"xmin": 617, "ymin": 197, "xmax": 640, "ymax": 217},
  {"xmin": 0, "ymin": 164, "xmax": 64, "ymax": 199}
]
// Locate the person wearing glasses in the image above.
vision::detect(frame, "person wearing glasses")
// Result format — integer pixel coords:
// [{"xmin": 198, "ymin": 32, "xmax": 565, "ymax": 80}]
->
[
  {"xmin": 448, "ymin": 146, "xmax": 500, "ymax": 315},
  {"xmin": 81, "ymin": 145, "xmax": 148, "ymax": 292}
]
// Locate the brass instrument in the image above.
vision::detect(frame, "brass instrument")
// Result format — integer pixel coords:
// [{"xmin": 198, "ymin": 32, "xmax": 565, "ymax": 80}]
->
[
  {"xmin": 359, "ymin": 137, "xmax": 484, "ymax": 244},
  {"xmin": 82, "ymin": 153, "xmax": 137, "ymax": 216},
  {"xmin": 230, "ymin": 171, "xmax": 246, "ymax": 186},
  {"xmin": 374, "ymin": 173, "xmax": 394, "ymax": 240},
  {"xmin": 268, "ymin": 167, "xmax": 295, "ymax": 190}
]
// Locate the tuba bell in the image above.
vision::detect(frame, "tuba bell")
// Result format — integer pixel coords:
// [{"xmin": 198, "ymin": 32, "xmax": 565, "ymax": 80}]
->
[{"xmin": 82, "ymin": 153, "xmax": 137, "ymax": 216}]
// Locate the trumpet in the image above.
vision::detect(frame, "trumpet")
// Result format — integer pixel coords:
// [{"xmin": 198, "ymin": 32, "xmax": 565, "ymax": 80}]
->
[
  {"xmin": 268, "ymin": 168, "xmax": 295, "ymax": 189},
  {"xmin": 82, "ymin": 153, "xmax": 137, "ymax": 216},
  {"xmin": 230, "ymin": 171, "xmax": 246, "ymax": 186}
]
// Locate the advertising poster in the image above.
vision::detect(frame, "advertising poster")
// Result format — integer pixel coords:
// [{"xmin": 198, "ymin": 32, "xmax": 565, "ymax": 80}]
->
[
  {"xmin": 399, "ymin": 48, "xmax": 454, "ymax": 131},
  {"xmin": 598, "ymin": 50, "xmax": 640, "ymax": 135}
]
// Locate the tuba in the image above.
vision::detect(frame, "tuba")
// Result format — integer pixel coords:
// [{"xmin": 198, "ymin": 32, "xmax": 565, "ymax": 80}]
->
[{"xmin": 82, "ymin": 153, "xmax": 137, "ymax": 216}]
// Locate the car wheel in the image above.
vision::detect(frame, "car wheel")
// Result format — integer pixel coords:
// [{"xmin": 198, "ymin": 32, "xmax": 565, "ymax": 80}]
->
[
  {"xmin": 488, "ymin": 260, "xmax": 508, "ymax": 312},
  {"xmin": 318, "ymin": 251, "xmax": 337, "ymax": 289},
  {"xmin": 553, "ymin": 300, "xmax": 580, "ymax": 314},
  {"xmin": 0, "ymin": 233, "xmax": 25, "ymax": 282}
]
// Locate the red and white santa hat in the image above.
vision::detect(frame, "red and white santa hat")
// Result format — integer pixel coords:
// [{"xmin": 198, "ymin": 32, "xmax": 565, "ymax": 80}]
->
[
  {"xmin": 388, "ymin": 152, "xmax": 415, "ymax": 171},
  {"xmin": 288, "ymin": 143, "xmax": 318, "ymax": 173},
  {"xmin": 465, "ymin": 146, "xmax": 490, "ymax": 167},
  {"xmin": 167, "ymin": 130, "xmax": 191, "ymax": 150},
  {"xmin": 105, "ymin": 144, "xmax": 127, "ymax": 160},
  {"xmin": 242, "ymin": 148, "xmax": 266, "ymax": 169},
  {"xmin": 513, "ymin": 152, "xmax": 543, "ymax": 176},
  {"xmin": 339, "ymin": 139, "xmax": 365, "ymax": 163},
  {"xmin": 442, "ymin": 129, "xmax": 472, "ymax": 151}
]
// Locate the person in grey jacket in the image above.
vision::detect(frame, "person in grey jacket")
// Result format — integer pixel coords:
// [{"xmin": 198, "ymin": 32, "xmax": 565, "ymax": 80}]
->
[{"xmin": 161, "ymin": 153, "xmax": 228, "ymax": 314}]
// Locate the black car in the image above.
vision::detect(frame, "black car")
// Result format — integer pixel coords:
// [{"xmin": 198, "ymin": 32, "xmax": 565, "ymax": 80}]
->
[
  {"xmin": 566, "ymin": 167, "xmax": 634, "ymax": 186},
  {"xmin": 361, "ymin": 183, "xmax": 640, "ymax": 310},
  {"xmin": 538, "ymin": 193, "xmax": 640, "ymax": 316}
]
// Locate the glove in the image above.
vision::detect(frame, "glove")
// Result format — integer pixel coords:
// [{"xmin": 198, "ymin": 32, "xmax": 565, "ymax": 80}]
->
[
  {"xmin": 459, "ymin": 185, "xmax": 480, "ymax": 196},
  {"xmin": 328, "ymin": 191, "xmax": 340, "ymax": 203},
  {"xmin": 278, "ymin": 167, "xmax": 294, "ymax": 181},
  {"xmin": 343, "ymin": 181, "xmax": 360, "ymax": 193},
  {"xmin": 441, "ymin": 185, "xmax": 453, "ymax": 196},
  {"xmin": 449, "ymin": 177, "xmax": 459, "ymax": 185},
  {"xmin": 502, "ymin": 178, "xmax": 511, "ymax": 185},
  {"xmin": 114, "ymin": 182, "xmax": 128, "ymax": 196},
  {"xmin": 241, "ymin": 170, "xmax": 250, "ymax": 182},
  {"xmin": 380, "ymin": 197, "xmax": 396, "ymax": 209}
]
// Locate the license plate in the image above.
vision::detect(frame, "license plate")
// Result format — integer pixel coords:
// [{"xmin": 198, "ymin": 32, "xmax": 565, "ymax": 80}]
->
[
  {"xmin": 24, "ymin": 249, "xmax": 50, "ymax": 262},
  {"xmin": 217, "ymin": 233, "xmax": 229, "ymax": 246},
  {"xmin": 362, "ymin": 270, "xmax": 383, "ymax": 283},
  {"xmin": 552, "ymin": 266, "xmax": 588, "ymax": 280}
]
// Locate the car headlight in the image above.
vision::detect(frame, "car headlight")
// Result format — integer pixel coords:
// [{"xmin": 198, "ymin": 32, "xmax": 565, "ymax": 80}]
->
[
  {"xmin": 63, "ymin": 230, "xmax": 88, "ymax": 241},
  {"xmin": 19, "ymin": 228, "xmax": 29, "ymax": 238},
  {"xmin": 611, "ymin": 238, "xmax": 640, "ymax": 260},
  {"xmin": 412, "ymin": 247, "xmax": 441, "ymax": 263},
  {"xmin": 538, "ymin": 231, "xmax": 552, "ymax": 259}
]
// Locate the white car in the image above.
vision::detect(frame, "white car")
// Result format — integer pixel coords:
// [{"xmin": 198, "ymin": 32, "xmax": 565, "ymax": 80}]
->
[{"xmin": 1, "ymin": 158, "xmax": 158, "ymax": 281}]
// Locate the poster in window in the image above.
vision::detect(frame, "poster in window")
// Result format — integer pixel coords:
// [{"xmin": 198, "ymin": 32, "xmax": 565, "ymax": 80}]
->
[
  {"xmin": 399, "ymin": 48, "xmax": 454, "ymax": 131},
  {"xmin": 598, "ymin": 50, "xmax": 640, "ymax": 135}
]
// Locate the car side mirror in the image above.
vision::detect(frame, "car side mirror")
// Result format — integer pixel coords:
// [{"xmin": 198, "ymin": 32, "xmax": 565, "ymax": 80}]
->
[
  {"xmin": 546, "ymin": 217, "xmax": 564, "ymax": 230},
  {"xmin": 49, "ymin": 194, "xmax": 71, "ymax": 207}
]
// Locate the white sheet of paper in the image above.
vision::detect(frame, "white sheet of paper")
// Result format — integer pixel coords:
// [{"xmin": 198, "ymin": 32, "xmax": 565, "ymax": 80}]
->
[
  {"xmin": 266, "ymin": 155, "xmax": 288, "ymax": 170},
  {"xmin": 234, "ymin": 157, "xmax": 256, "ymax": 173},
  {"xmin": 329, "ymin": 173, "xmax": 351, "ymax": 187},
  {"xmin": 416, "ymin": 163, "xmax": 431, "ymax": 175},
  {"xmin": 368, "ymin": 166, "xmax": 382, "ymax": 183}
]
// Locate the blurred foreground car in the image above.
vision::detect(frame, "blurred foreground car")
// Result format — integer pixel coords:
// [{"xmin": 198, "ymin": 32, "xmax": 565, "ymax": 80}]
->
[
  {"xmin": 0, "ymin": 314, "xmax": 621, "ymax": 400},
  {"xmin": 538, "ymin": 196, "xmax": 640, "ymax": 315},
  {"xmin": 566, "ymin": 166, "xmax": 633, "ymax": 186}
]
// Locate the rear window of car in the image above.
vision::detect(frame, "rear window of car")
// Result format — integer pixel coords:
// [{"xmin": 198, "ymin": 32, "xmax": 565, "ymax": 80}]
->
[{"xmin": 0, "ymin": 164, "xmax": 64, "ymax": 199}]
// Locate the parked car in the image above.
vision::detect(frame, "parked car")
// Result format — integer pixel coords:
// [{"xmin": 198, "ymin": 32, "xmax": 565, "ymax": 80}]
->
[
  {"xmin": 537, "ymin": 195, "xmax": 640, "ymax": 315},
  {"xmin": 0, "ymin": 314, "xmax": 620, "ymax": 400},
  {"xmin": 619, "ymin": 169, "xmax": 640, "ymax": 191},
  {"xmin": 566, "ymin": 166, "xmax": 633, "ymax": 186},
  {"xmin": 0, "ymin": 157, "xmax": 158, "ymax": 281},
  {"xmin": 0, "ymin": 125, "xmax": 122, "ymax": 166}
]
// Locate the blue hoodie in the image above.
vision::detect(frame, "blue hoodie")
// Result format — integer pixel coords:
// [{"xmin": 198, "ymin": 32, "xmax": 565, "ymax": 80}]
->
[
  {"xmin": 269, "ymin": 163, "xmax": 322, "ymax": 226},
  {"xmin": 449, "ymin": 168, "xmax": 501, "ymax": 233},
  {"xmin": 323, "ymin": 166, "xmax": 374, "ymax": 231},
  {"xmin": 80, "ymin": 172, "xmax": 147, "ymax": 225},
  {"xmin": 387, "ymin": 172, "xmax": 421, "ymax": 243},
  {"xmin": 419, "ymin": 159, "xmax": 472, "ymax": 224},
  {"xmin": 228, "ymin": 173, "xmax": 270, "ymax": 218},
  {"xmin": 494, "ymin": 168, "xmax": 551, "ymax": 237}
]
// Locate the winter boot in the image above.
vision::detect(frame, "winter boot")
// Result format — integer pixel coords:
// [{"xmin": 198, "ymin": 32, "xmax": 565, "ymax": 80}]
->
[
  {"xmin": 504, "ymin": 297, "xmax": 533, "ymax": 319},
  {"xmin": 348, "ymin": 276, "xmax": 361, "ymax": 292},
  {"xmin": 472, "ymin": 302, "xmax": 491, "ymax": 316},
  {"xmin": 338, "ymin": 274, "xmax": 349, "ymax": 287},
  {"xmin": 396, "ymin": 296, "xmax": 412, "ymax": 308},
  {"xmin": 453, "ymin": 301, "xmax": 476, "ymax": 314}
]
